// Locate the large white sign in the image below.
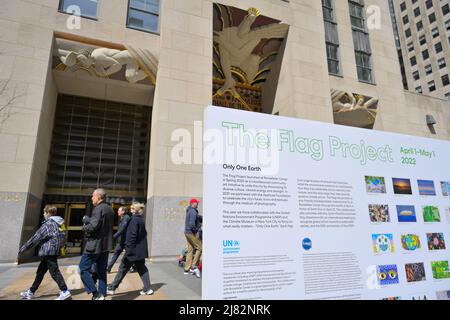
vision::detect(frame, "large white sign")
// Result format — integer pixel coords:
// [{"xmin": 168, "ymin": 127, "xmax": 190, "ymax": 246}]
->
[{"xmin": 202, "ymin": 106, "xmax": 450, "ymax": 300}]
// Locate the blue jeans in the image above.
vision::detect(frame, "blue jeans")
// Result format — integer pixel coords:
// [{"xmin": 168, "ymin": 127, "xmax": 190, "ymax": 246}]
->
[{"xmin": 79, "ymin": 252, "xmax": 109, "ymax": 296}]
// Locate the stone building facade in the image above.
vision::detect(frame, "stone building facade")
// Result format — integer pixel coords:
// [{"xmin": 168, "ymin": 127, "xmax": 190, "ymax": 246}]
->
[{"xmin": 0, "ymin": 0, "xmax": 448, "ymax": 262}]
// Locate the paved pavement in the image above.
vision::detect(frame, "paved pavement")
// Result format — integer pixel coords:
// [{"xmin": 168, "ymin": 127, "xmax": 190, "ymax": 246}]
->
[{"xmin": 0, "ymin": 255, "xmax": 202, "ymax": 300}]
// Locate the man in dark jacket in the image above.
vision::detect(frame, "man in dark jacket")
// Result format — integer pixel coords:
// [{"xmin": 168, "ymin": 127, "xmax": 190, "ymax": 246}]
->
[
  {"xmin": 107, "ymin": 207, "xmax": 131, "ymax": 273},
  {"xmin": 183, "ymin": 198, "xmax": 202, "ymax": 275},
  {"xmin": 78, "ymin": 188, "xmax": 115, "ymax": 300},
  {"xmin": 107, "ymin": 203, "xmax": 153, "ymax": 296},
  {"xmin": 19, "ymin": 205, "xmax": 71, "ymax": 300}
]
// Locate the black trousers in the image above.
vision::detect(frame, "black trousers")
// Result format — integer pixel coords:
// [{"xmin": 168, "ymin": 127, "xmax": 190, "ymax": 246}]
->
[
  {"xmin": 30, "ymin": 256, "xmax": 68, "ymax": 293},
  {"xmin": 109, "ymin": 257, "xmax": 151, "ymax": 291},
  {"xmin": 107, "ymin": 243, "xmax": 124, "ymax": 272}
]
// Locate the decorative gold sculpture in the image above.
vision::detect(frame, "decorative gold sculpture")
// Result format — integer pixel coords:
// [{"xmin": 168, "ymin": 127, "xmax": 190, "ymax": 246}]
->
[{"xmin": 213, "ymin": 5, "xmax": 288, "ymax": 111}]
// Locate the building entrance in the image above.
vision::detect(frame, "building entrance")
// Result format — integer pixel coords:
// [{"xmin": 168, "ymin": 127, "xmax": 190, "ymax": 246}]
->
[
  {"xmin": 38, "ymin": 94, "xmax": 151, "ymax": 257},
  {"xmin": 43, "ymin": 201, "xmax": 135, "ymax": 255}
]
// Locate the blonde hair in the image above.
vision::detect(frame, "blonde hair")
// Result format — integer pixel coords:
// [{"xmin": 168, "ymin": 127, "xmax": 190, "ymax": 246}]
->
[{"xmin": 130, "ymin": 202, "xmax": 145, "ymax": 215}]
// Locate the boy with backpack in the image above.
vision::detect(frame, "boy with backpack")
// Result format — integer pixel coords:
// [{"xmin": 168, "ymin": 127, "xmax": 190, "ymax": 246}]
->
[{"xmin": 18, "ymin": 205, "xmax": 71, "ymax": 300}]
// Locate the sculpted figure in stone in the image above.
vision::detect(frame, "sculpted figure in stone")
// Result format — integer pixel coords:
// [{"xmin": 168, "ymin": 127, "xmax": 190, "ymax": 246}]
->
[
  {"xmin": 213, "ymin": 8, "xmax": 288, "ymax": 96},
  {"xmin": 331, "ymin": 89, "xmax": 378, "ymax": 112},
  {"xmin": 58, "ymin": 48, "xmax": 148, "ymax": 83}
]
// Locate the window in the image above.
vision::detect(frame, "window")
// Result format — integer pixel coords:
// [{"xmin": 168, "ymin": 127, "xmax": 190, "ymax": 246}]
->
[
  {"xmin": 432, "ymin": 27, "xmax": 439, "ymax": 38},
  {"xmin": 349, "ymin": 1, "xmax": 374, "ymax": 83},
  {"xmin": 446, "ymin": 20, "xmax": 450, "ymax": 31},
  {"xmin": 400, "ymin": 2, "xmax": 407, "ymax": 12},
  {"xmin": 443, "ymin": 4, "xmax": 449, "ymax": 15},
  {"xmin": 47, "ymin": 95, "xmax": 151, "ymax": 194},
  {"xmin": 411, "ymin": 56, "xmax": 417, "ymax": 66},
  {"xmin": 416, "ymin": 86, "xmax": 422, "ymax": 93},
  {"xmin": 425, "ymin": 64, "xmax": 433, "ymax": 74},
  {"xmin": 407, "ymin": 42, "xmax": 414, "ymax": 52},
  {"xmin": 59, "ymin": 0, "xmax": 98, "ymax": 19},
  {"xmin": 438, "ymin": 57, "xmax": 446, "ymax": 69},
  {"xmin": 322, "ymin": 0, "xmax": 335, "ymax": 21},
  {"xmin": 127, "ymin": 0, "xmax": 160, "ymax": 34},
  {"xmin": 429, "ymin": 13, "xmax": 436, "ymax": 24},
  {"xmin": 413, "ymin": 70, "xmax": 420, "ymax": 80},
  {"xmin": 403, "ymin": 15, "xmax": 409, "ymax": 24},
  {"xmin": 435, "ymin": 42, "xmax": 443, "ymax": 53},
  {"xmin": 428, "ymin": 80, "xmax": 436, "ymax": 92},
  {"xmin": 322, "ymin": 0, "xmax": 341, "ymax": 75},
  {"xmin": 422, "ymin": 49, "xmax": 429, "ymax": 60},
  {"xmin": 414, "ymin": 7, "xmax": 420, "ymax": 17},
  {"xmin": 443, "ymin": 74, "xmax": 450, "ymax": 86},
  {"xmin": 326, "ymin": 44, "xmax": 341, "ymax": 75},
  {"xmin": 426, "ymin": 0, "xmax": 433, "ymax": 10},
  {"xmin": 405, "ymin": 28, "xmax": 412, "ymax": 38},
  {"xmin": 445, "ymin": 92, "xmax": 450, "ymax": 101},
  {"xmin": 416, "ymin": 21, "xmax": 423, "ymax": 31},
  {"xmin": 355, "ymin": 51, "xmax": 373, "ymax": 83},
  {"xmin": 349, "ymin": 0, "xmax": 365, "ymax": 30},
  {"xmin": 419, "ymin": 34, "xmax": 426, "ymax": 45}
]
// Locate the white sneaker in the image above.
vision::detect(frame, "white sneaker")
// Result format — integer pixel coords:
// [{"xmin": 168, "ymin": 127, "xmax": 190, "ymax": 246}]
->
[
  {"xmin": 55, "ymin": 290, "xmax": 71, "ymax": 300},
  {"xmin": 140, "ymin": 289, "xmax": 154, "ymax": 295},
  {"xmin": 107, "ymin": 288, "xmax": 115, "ymax": 295},
  {"xmin": 20, "ymin": 289, "xmax": 34, "ymax": 300},
  {"xmin": 194, "ymin": 268, "xmax": 201, "ymax": 278},
  {"xmin": 92, "ymin": 292, "xmax": 105, "ymax": 300},
  {"xmin": 189, "ymin": 268, "xmax": 197, "ymax": 274}
]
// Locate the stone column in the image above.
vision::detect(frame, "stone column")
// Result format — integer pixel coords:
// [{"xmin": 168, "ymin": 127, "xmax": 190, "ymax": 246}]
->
[{"xmin": 146, "ymin": 0, "xmax": 212, "ymax": 259}]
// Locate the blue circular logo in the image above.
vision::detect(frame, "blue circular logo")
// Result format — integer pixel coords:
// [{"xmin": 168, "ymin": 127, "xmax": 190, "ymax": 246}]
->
[{"xmin": 302, "ymin": 238, "xmax": 312, "ymax": 251}]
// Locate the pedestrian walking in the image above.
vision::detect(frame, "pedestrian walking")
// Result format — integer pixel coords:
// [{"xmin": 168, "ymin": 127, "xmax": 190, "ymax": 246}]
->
[
  {"xmin": 107, "ymin": 203, "xmax": 153, "ymax": 296},
  {"xmin": 78, "ymin": 188, "xmax": 115, "ymax": 300},
  {"xmin": 183, "ymin": 198, "xmax": 202, "ymax": 277},
  {"xmin": 107, "ymin": 207, "xmax": 131, "ymax": 273},
  {"xmin": 19, "ymin": 205, "xmax": 71, "ymax": 300}
]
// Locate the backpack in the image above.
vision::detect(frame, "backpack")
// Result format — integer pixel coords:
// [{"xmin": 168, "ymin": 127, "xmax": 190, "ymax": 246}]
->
[{"xmin": 58, "ymin": 223, "xmax": 67, "ymax": 257}]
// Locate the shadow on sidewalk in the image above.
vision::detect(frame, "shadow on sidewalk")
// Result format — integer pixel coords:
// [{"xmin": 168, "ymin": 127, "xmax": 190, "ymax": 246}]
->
[
  {"xmin": 35, "ymin": 288, "xmax": 85, "ymax": 300},
  {"xmin": 110, "ymin": 290, "xmax": 141, "ymax": 300},
  {"xmin": 151, "ymin": 282, "xmax": 166, "ymax": 292},
  {"xmin": 109, "ymin": 282, "xmax": 166, "ymax": 300}
]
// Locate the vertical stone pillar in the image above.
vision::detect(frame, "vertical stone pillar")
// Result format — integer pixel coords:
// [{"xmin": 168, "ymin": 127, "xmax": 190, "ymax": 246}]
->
[{"xmin": 146, "ymin": 0, "xmax": 212, "ymax": 259}]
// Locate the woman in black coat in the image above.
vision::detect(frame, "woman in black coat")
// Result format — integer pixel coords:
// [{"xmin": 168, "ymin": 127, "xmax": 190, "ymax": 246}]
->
[{"xmin": 107, "ymin": 203, "xmax": 153, "ymax": 295}]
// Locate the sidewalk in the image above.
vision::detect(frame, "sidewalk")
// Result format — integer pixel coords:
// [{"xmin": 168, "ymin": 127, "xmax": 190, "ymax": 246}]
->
[{"xmin": 0, "ymin": 256, "xmax": 201, "ymax": 300}]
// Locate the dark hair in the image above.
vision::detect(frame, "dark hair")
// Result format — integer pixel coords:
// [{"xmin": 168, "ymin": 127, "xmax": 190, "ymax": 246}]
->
[{"xmin": 119, "ymin": 207, "xmax": 129, "ymax": 215}]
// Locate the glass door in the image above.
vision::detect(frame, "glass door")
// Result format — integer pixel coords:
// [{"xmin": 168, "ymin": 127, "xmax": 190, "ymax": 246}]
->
[
  {"xmin": 66, "ymin": 204, "xmax": 86, "ymax": 254},
  {"xmin": 51, "ymin": 203, "xmax": 67, "ymax": 219}
]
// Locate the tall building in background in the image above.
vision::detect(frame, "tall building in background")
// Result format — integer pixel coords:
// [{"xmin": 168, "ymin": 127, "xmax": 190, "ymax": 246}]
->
[{"xmin": 389, "ymin": 0, "xmax": 450, "ymax": 100}]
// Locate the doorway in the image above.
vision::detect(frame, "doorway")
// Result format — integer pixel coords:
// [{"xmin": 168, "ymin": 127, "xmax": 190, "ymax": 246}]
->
[{"xmin": 45, "ymin": 202, "xmax": 130, "ymax": 255}]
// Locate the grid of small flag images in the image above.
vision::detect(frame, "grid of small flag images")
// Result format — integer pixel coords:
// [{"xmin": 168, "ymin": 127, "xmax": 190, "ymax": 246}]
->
[{"xmin": 365, "ymin": 176, "xmax": 450, "ymax": 300}]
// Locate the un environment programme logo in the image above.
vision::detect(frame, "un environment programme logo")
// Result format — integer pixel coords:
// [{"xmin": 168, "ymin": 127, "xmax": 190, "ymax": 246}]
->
[
  {"xmin": 66, "ymin": 0, "xmax": 98, "ymax": 30},
  {"xmin": 223, "ymin": 240, "xmax": 240, "ymax": 254}
]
